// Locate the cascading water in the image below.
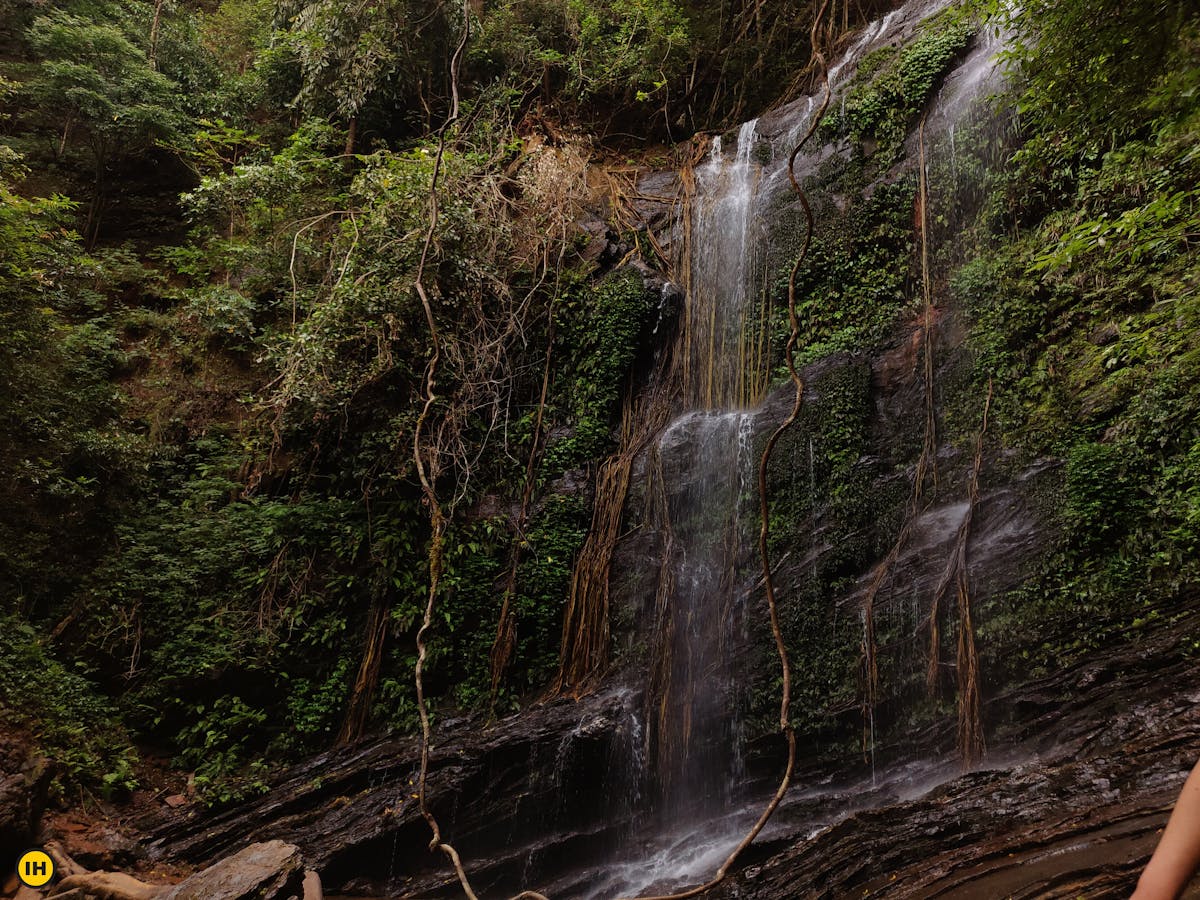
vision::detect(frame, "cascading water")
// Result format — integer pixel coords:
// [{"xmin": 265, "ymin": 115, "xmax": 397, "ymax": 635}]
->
[
  {"xmin": 649, "ymin": 408, "xmax": 756, "ymax": 814},
  {"xmin": 683, "ymin": 120, "xmax": 769, "ymax": 410},
  {"xmin": 646, "ymin": 122, "xmax": 765, "ymax": 821},
  {"xmin": 586, "ymin": 0, "xmax": 991, "ymax": 894},
  {"xmin": 130, "ymin": 2, "xmax": 1046, "ymax": 895},
  {"xmin": 581, "ymin": 116, "xmax": 771, "ymax": 900}
]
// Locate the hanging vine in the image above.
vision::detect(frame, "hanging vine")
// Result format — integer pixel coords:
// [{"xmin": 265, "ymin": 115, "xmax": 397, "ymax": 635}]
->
[
  {"xmin": 410, "ymin": 0, "xmax": 471, "ymax": 882},
  {"xmin": 406, "ymin": 4, "xmax": 549, "ymax": 898}
]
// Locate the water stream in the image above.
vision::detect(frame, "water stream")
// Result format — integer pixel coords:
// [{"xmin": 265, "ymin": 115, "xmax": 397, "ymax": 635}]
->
[
  {"xmin": 593, "ymin": 0, "xmax": 1005, "ymax": 893},
  {"xmin": 581, "ymin": 106, "xmax": 771, "ymax": 900}
]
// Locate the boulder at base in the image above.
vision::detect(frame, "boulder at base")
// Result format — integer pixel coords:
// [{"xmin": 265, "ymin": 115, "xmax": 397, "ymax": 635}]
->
[
  {"xmin": 161, "ymin": 840, "xmax": 305, "ymax": 900},
  {"xmin": 0, "ymin": 735, "xmax": 49, "ymax": 852}
]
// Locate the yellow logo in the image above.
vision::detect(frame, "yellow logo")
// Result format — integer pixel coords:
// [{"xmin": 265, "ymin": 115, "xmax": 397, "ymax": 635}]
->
[{"xmin": 16, "ymin": 849, "xmax": 55, "ymax": 888}]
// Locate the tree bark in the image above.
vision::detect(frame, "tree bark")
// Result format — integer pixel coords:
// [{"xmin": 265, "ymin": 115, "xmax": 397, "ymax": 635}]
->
[{"xmin": 149, "ymin": 0, "xmax": 164, "ymax": 69}]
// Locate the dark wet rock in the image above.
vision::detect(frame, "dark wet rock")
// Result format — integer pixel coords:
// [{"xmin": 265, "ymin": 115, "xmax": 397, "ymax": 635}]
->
[
  {"xmin": 704, "ymin": 607, "xmax": 1200, "ymax": 898},
  {"xmin": 143, "ymin": 689, "xmax": 645, "ymax": 898},
  {"xmin": 576, "ymin": 214, "xmax": 618, "ymax": 265},
  {"xmin": 545, "ymin": 466, "xmax": 592, "ymax": 501},
  {"xmin": 632, "ymin": 172, "xmax": 680, "ymax": 235},
  {"xmin": 828, "ymin": 464, "xmax": 1051, "ymax": 619},
  {"xmin": 161, "ymin": 840, "xmax": 304, "ymax": 900},
  {"xmin": 62, "ymin": 824, "xmax": 145, "ymax": 870}
]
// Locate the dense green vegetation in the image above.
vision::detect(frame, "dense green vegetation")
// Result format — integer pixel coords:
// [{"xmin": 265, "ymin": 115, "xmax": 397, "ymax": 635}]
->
[
  {"xmin": 0, "ymin": 0, "xmax": 893, "ymax": 801},
  {"xmin": 0, "ymin": 0, "xmax": 1197, "ymax": 809},
  {"xmin": 963, "ymin": 5, "xmax": 1200, "ymax": 697},
  {"xmin": 751, "ymin": 0, "xmax": 1200, "ymax": 754}
]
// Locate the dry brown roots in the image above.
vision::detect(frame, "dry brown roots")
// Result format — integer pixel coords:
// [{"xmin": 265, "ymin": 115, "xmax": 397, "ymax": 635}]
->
[
  {"xmin": 554, "ymin": 375, "xmax": 676, "ymax": 696},
  {"xmin": 550, "ymin": 145, "xmax": 700, "ymax": 699},
  {"xmin": 927, "ymin": 378, "xmax": 991, "ymax": 766}
]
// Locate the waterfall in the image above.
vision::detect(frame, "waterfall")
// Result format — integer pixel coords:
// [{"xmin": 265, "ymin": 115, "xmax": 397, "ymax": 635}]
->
[
  {"xmin": 647, "ymin": 121, "xmax": 764, "ymax": 822},
  {"xmin": 583, "ymin": 115, "xmax": 771, "ymax": 900},
  {"xmin": 684, "ymin": 120, "xmax": 767, "ymax": 409},
  {"xmin": 585, "ymin": 0, "xmax": 1001, "ymax": 895},
  {"xmin": 650, "ymin": 408, "xmax": 755, "ymax": 814}
]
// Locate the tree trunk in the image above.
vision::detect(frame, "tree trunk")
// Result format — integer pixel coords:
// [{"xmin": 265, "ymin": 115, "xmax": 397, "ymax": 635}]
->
[
  {"xmin": 149, "ymin": 0, "xmax": 165, "ymax": 69},
  {"xmin": 85, "ymin": 148, "xmax": 106, "ymax": 249},
  {"xmin": 57, "ymin": 115, "xmax": 74, "ymax": 161}
]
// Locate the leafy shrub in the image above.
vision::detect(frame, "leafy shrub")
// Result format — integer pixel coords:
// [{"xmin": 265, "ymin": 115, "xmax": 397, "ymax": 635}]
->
[
  {"xmin": 0, "ymin": 618, "xmax": 137, "ymax": 797},
  {"xmin": 827, "ymin": 11, "xmax": 974, "ymax": 158}
]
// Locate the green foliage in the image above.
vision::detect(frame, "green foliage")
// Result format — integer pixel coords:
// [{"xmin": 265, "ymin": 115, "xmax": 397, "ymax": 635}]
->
[
  {"xmin": 826, "ymin": 10, "xmax": 974, "ymax": 159},
  {"xmin": 1030, "ymin": 189, "xmax": 1198, "ymax": 273},
  {"xmin": 0, "ymin": 161, "xmax": 143, "ymax": 601},
  {"xmin": 278, "ymin": 0, "xmax": 427, "ymax": 123},
  {"xmin": 185, "ymin": 118, "xmax": 266, "ymax": 178},
  {"xmin": 67, "ymin": 435, "xmax": 425, "ymax": 798},
  {"xmin": 953, "ymin": 4, "xmax": 1200, "ymax": 690},
  {"xmin": 568, "ymin": 0, "xmax": 689, "ymax": 101},
  {"xmin": 1063, "ymin": 442, "xmax": 1142, "ymax": 543},
  {"xmin": 0, "ymin": 617, "xmax": 137, "ymax": 797},
  {"xmin": 429, "ymin": 494, "xmax": 590, "ymax": 713},
  {"xmin": 267, "ymin": 142, "xmax": 500, "ymax": 417},
  {"xmin": 779, "ymin": 177, "xmax": 917, "ymax": 366},
  {"xmin": 473, "ymin": 0, "xmax": 689, "ymax": 109},
  {"xmin": 176, "ymin": 695, "xmax": 271, "ymax": 804},
  {"xmin": 200, "ymin": 0, "xmax": 274, "ymax": 84},
  {"xmin": 24, "ymin": 11, "xmax": 182, "ymax": 165},
  {"xmin": 509, "ymin": 493, "xmax": 589, "ymax": 695},
  {"xmin": 543, "ymin": 269, "xmax": 656, "ymax": 469},
  {"xmin": 987, "ymin": 0, "xmax": 1194, "ymax": 145}
]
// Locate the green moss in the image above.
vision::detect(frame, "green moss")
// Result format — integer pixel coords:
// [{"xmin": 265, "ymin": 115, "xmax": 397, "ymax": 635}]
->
[
  {"xmin": 771, "ymin": 176, "xmax": 917, "ymax": 372},
  {"xmin": 542, "ymin": 268, "xmax": 656, "ymax": 470},
  {"xmin": 950, "ymin": 26, "xmax": 1200, "ymax": 694},
  {"xmin": 750, "ymin": 359, "xmax": 909, "ymax": 746},
  {"xmin": 824, "ymin": 11, "xmax": 974, "ymax": 163}
]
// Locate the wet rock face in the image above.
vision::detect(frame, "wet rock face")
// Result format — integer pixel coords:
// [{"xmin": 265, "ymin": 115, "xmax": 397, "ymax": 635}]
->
[
  {"xmin": 708, "ymin": 609, "xmax": 1200, "ymax": 899},
  {"xmin": 143, "ymin": 689, "xmax": 646, "ymax": 898},
  {"xmin": 138, "ymin": 607, "xmax": 1200, "ymax": 899}
]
